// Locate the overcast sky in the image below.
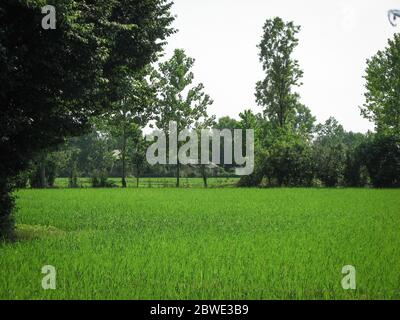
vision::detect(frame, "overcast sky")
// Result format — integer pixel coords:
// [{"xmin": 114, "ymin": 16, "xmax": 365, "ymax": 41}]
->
[{"xmin": 163, "ymin": 0, "xmax": 399, "ymax": 133}]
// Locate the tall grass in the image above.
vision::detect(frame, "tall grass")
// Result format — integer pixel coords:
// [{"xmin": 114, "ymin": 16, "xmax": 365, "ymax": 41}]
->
[{"xmin": 1, "ymin": 188, "xmax": 399, "ymax": 299}]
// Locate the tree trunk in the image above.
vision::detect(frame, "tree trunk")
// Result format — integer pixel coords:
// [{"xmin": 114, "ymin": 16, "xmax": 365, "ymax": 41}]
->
[
  {"xmin": 69, "ymin": 160, "xmax": 78, "ymax": 188},
  {"xmin": 176, "ymin": 135, "xmax": 180, "ymax": 188},
  {"xmin": 135, "ymin": 161, "xmax": 140, "ymax": 188},
  {"xmin": 201, "ymin": 165, "xmax": 208, "ymax": 188},
  {"xmin": 0, "ymin": 176, "xmax": 15, "ymax": 241},
  {"xmin": 39, "ymin": 159, "xmax": 47, "ymax": 188},
  {"xmin": 176, "ymin": 162, "xmax": 180, "ymax": 188},
  {"xmin": 121, "ymin": 128, "xmax": 127, "ymax": 188}
]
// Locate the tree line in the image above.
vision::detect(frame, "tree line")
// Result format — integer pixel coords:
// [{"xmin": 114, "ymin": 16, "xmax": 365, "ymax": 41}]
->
[
  {"xmin": 236, "ymin": 18, "xmax": 399, "ymax": 189},
  {"xmin": 17, "ymin": 17, "xmax": 400, "ymax": 191}
]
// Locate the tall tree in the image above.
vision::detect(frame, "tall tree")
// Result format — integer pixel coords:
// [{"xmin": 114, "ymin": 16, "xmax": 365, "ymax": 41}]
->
[
  {"xmin": 0, "ymin": 0, "xmax": 175, "ymax": 239},
  {"xmin": 359, "ymin": 34, "xmax": 400, "ymax": 188},
  {"xmin": 153, "ymin": 49, "xmax": 214, "ymax": 187},
  {"xmin": 361, "ymin": 34, "xmax": 400, "ymax": 136},
  {"xmin": 99, "ymin": 69, "xmax": 156, "ymax": 188},
  {"xmin": 252, "ymin": 18, "xmax": 315, "ymax": 187},
  {"xmin": 255, "ymin": 17, "xmax": 303, "ymax": 128}
]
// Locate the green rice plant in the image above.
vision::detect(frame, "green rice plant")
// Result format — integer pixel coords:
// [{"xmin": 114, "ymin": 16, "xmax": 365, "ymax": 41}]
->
[{"xmin": 1, "ymin": 188, "xmax": 399, "ymax": 300}]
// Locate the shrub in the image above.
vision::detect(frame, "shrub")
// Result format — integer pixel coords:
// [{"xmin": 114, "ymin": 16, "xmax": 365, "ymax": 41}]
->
[{"xmin": 361, "ymin": 135, "xmax": 400, "ymax": 188}]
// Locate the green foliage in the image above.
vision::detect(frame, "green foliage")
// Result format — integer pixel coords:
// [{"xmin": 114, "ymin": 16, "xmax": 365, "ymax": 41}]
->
[
  {"xmin": 243, "ymin": 18, "xmax": 317, "ymax": 188},
  {"xmin": 238, "ymin": 108, "xmax": 315, "ymax": 187},
  {"xmin": 361, "ymin": 34, "xmax": 400, "ymax": 136},
  {"xmin": 268, "ymin": 130, "xmax": 314, "ymax": 186},
  {"xmin": 213, "ymin": 116, "xmax": 241, "ymax": 173},
  {"xmin": 152, "ymin": 49, "xmax": 215, "ymax": 186},
  {"xmin": 0, "ymin": 178, "xmax": 15, "ymax": 241},
  {"xmin": 29, "ymin": 149, "xmax": 72, "ymax": 188},
  {"xmin": 13, "ymin": 170, "xmax": 32, "ymax": 189},
  {"xmin": 153, "ymin": 49, "xmax": 215, "ymax": 132},
  {"xmin": 236, "ymin": 139, "xmax": 263, "ymax": 187},
  {"xmin": 313, "ymin": 118, "xmax": 347, "ymax": 187},
  {"xmin": 91, "ymin": 170, "xmax": 115, "ymax": 188},
  {"xmin": 292, "ymin": 102, "xmax": 317, "ymax": 140},
  {"xmin": 98, "ymin": 68, "xmax": 157, "ymax": 187},
  {"xmin": 0, "ymin": 0, "xmax": 175, "ymax": 179},
  {"xmin": 358, "ymin": 33, "xmax": 400, "ymax": 188},
  {"xmin": 57, "ymin": 131, "xmax": 119, "ymax": 188},
  {"xmin": 343, "ymin": 132, "xmax": 370, "ymax": 187},
  {"xmin": 215, "ymin": 116, "xmax": 240, "ymax": 131},
  {"xmin": 256, "ymin": 17, "xmax": 303, "ymax": 128},
  {"xmin": 359, "ymin": 134, "xmax": 400, "ymax": 188},
  {"xmin": 86, "ymin": 131, "xmax": 117, "ymax": 186}
]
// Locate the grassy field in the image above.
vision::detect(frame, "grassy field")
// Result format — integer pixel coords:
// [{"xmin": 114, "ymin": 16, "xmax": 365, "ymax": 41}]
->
[{"xmin": 1, "ymin": 188, "xmax": 399, "ymax": 300}]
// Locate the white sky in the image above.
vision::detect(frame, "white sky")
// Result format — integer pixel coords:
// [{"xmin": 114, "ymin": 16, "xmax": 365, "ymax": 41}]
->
[{"xmin": 163, "ymin": 0, "xmax": 399, "ymax": 133}]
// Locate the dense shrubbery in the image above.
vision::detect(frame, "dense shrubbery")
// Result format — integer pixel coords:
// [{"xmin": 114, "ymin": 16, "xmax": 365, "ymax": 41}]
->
[
  {"xmin": 91, "ymin": 170, "xmax": 115, "ymax": 188},
  {"xmin": 360, "ymin": 135, "xmax": 400, "ymax": 188}
]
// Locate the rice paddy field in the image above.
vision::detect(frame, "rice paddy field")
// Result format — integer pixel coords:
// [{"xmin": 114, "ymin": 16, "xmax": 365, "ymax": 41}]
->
[{"xmin": 1, "ymin": 187, "xmax": 400, "ymax": 300}]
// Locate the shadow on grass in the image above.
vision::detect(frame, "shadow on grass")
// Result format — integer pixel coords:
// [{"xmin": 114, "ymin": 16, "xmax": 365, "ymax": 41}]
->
[{"xmin": 15, "ymin": 224, "xmax": 66, "ymax": 241}]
